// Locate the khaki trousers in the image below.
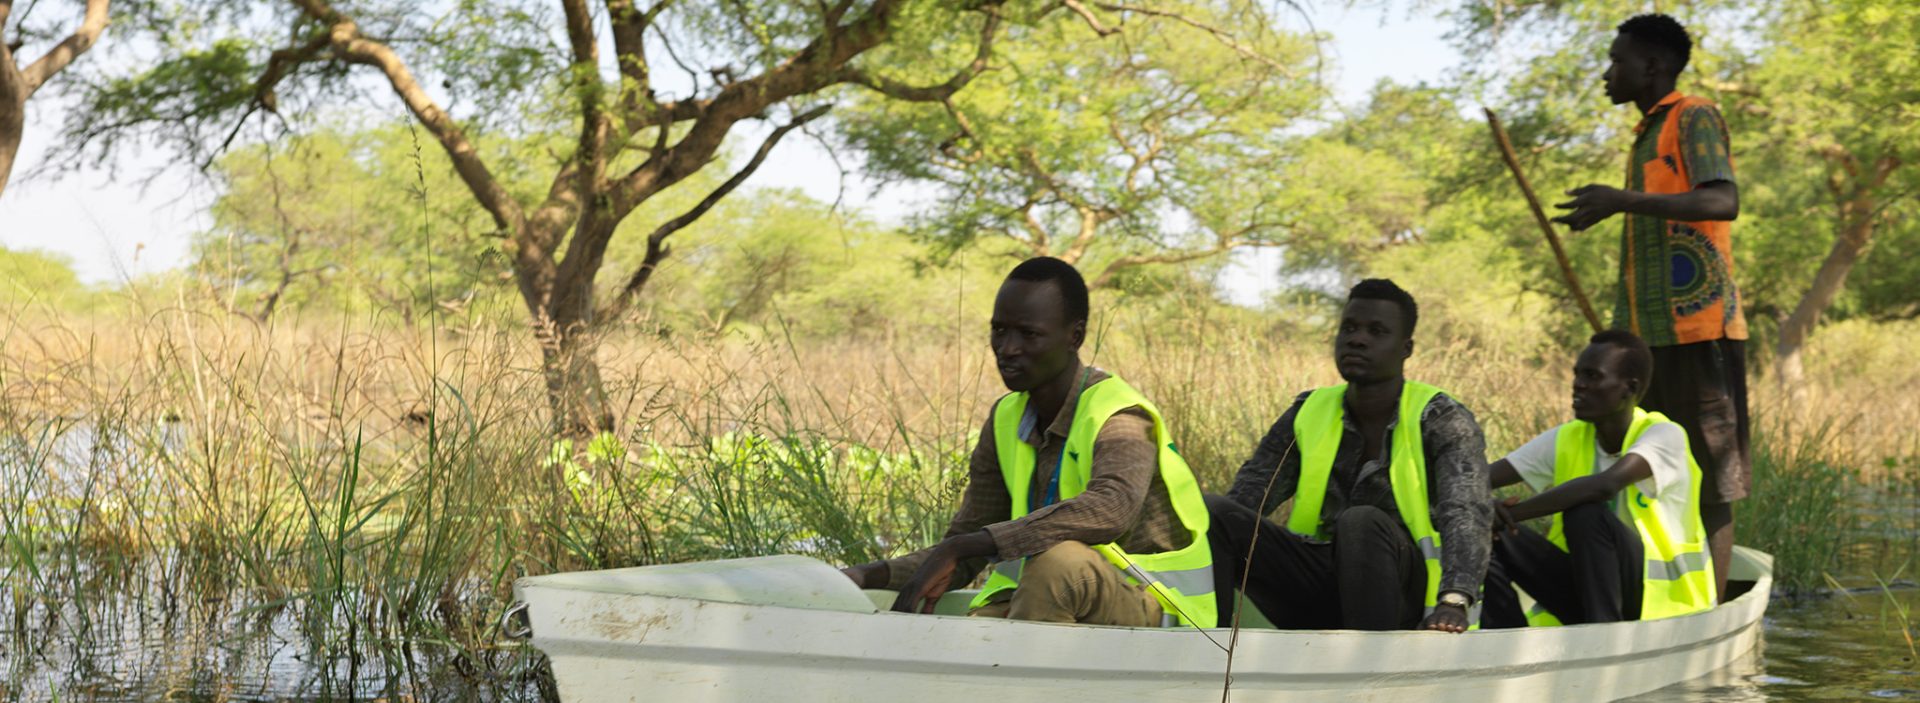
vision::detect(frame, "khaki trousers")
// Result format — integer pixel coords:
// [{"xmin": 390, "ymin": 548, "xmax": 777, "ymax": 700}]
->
[{"xmin": 969, "ymin": 540, "xmax": 1164, "ymax": 626}]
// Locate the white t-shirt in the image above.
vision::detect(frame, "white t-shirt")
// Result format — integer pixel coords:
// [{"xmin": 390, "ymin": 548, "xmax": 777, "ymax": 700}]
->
[{"xmin": 1504, "ymin": 421, "xmax": 1693, "ymax": 535}]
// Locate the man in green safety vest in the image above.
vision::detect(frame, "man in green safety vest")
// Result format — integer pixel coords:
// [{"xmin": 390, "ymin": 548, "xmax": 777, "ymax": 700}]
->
[
  {"xmin": 1206, "ymin": 279, "xmax": 1492, "ymax": 632},
  {"xmin": 839, "ymin": 257, "xmax": 1217, "ymax": 627},
  {"xmin": 1480, "ymin": 330, "xmax": 1717, "ymax": 627}
]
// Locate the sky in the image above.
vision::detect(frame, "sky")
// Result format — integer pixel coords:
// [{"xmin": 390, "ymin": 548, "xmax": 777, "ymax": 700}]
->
[{"xmin": 0, "ymin": 4, "xmax": 1462, "ymax": 304}]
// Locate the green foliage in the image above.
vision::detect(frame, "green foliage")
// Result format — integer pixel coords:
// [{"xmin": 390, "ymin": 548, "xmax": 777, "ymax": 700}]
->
[
  {"xmin": 642, "ymin": 188, "xmax": 1007, "ymax": 338},
  {"xmin": 0, "ymin": 246, "xmax": 95, "ymax": 311},
  {"xmin": 56, "ymin": 37, "xmax": 263, "ymax": 167},
  {"xmin": 1720, "ymin": 0, "xmax": 1920, "ymax": 334},
  {"xmin": 1429, "ymin": 0, "xmax": 1920, "ymax": 358},
  {"xmin": 838, "ymin": 2, "xmax": 1401, "ymax": 284},
  {"xmin": 194, "ymin": 125, "xmax": 520, "ymax": 320},
  {"xmin": 1745, "ymin": 425, "xmax": 1854, "ymax": 595},
  {"xmin": 630, "ymin": 430, "xmax": 966, "ymax": 566}
]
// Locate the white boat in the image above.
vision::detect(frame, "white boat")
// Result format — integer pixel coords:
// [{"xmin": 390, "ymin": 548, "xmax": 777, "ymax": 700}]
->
[{"xmin": 508, "ymin": 546, "xmax": 1772, "ymax": 702}]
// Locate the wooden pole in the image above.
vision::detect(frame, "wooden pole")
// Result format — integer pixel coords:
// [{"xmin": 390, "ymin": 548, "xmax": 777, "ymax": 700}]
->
[{"xmin": 1484, "ymin": 107, "xmax": 1606, "ymax": 334}]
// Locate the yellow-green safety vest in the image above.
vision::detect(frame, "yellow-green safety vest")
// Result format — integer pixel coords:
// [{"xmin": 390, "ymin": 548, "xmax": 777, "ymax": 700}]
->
[
  {"xmin": 1289, "ymin": 381, "xmax": 1477, "ymax": 626},
  {"xmin": 1526, "ymin": 408, "xmax": 1717, "ymax": 626},
  {"xmin": 970, "ymin": 375, "xmax": 1217, "ymax": 628}
]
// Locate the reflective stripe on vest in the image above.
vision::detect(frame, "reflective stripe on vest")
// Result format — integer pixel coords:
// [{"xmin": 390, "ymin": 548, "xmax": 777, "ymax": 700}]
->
[
  {"xmin": 1289, "ymin": 381, "xmax": 1476, "ymax": 626},
  {"xmin": 969, "ymin": 375, "xmax": 1218, "ymax": 628},
  {"xmin": 1538, "ymin": 409, "xmax": 1718, "ymax": 623}
]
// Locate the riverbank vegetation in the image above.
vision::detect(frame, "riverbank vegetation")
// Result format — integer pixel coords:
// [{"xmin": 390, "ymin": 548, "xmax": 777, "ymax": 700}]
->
[
  {"xmin": 4, "ymin": 0, "xmax": 1918, "ymax": 699},
  {"xmin": 5, "ymin": 278, "xmax": 1914, "ymax": 688}
]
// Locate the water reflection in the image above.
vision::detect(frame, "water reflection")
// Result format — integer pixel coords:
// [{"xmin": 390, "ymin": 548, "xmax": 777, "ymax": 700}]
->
[
  {"xmin": 2, "ymin": 584, "xmax": 548, "ymax": 701},
  {"xmin": 1630, "ymin": 587, "xmax": 1920, "ymax": 702}
]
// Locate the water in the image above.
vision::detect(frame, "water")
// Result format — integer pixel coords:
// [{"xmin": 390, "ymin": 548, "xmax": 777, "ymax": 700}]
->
[
  {"xmin": 2, "ymin": 588, "xmax": 549, "ymax": 701},
  {"xmin": 1628, "ymin": 480, "xmax": 1920, "ymax": 701},
  {"xmin": 1629, "ymin": 587, "xmax": 1920, "ymax": 701}
]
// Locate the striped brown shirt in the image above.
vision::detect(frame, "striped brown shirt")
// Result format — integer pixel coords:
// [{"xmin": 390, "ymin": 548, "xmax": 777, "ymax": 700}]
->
[{"xmin": 883, "ymin": 368, "xmax": 1190, "ymax": 593}]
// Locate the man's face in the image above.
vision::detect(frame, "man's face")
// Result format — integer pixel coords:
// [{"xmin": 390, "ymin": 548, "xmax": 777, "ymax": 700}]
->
[
  {"xmin": 1603, "ymin": 33, "xmax": 1657, "ymax": 106},
  {"xmin": 990, "ymin": 279, "xmax": 1083, "ymax": 392},
  {"xmin": 1333, "ymin": 298, "xmax": 1412, "ymax": 385},
  {"xmin": 1570, "ymin": 343, "xmax": 1640, "ymax": 422}
]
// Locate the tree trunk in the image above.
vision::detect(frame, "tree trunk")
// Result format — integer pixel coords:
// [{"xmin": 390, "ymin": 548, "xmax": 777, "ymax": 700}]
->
[
  {"xmin": 0, "ymin": 50, "xmax": 25, "ymax": 199},
  {"xmin": 0, "ymin": 0, "xmax": 112, "ymax": 200},
  {"xmin": 1773, "ymin": 203, "xmax": 1878, "ymax": 394},
  {"xmin": 541, "ymin": 326, "xmax": 615, "ymax": 440}
]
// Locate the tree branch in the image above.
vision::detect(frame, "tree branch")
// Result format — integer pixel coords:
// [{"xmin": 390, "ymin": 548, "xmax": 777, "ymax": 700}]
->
[
  {"xmin": 607, "ymin": 0, "xmax": 669, "ymax": 133},
  {"xmin": 1059, "ymin": 204, "xmax": 1107, "ymax": 264},
  {"xmin": 602, "ymin": 104, "xmax": 832, "ymax": 319},
  {"xmin": 839, "ymin": 8, "xmax": 1000, "ymax": 102},
  {"xmin": 1088, "ymin": 237, "xmax": 1275, "ymax": 288},
  {"xmin": 1062, "ymin": 0, "xmax": 1120, "ymax": 36},
  {"xmin": 606, "ymin": 0, "xmax": 915, "ymax": 218},
  {"xmin": 19, "ymin": 0, "xmax": 109, "ymax": 95},
  {"xmin": 1018, "ymin": 196, "xmax": 1051, "ymax": 254},
  {"xmin": 288, "ymin": 0, "xmax": 537, "ymax": 272},
  {"xmin": 1089, "ymin": 2, "xmax": 1294, "ymax": 79}
]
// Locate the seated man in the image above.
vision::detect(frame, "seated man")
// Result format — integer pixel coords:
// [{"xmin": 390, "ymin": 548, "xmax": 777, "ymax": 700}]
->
[
  {"xmin": 1206, "ymin": 279, "xmax": 1491, "ymax": 632},
  {"xmin": 839, "ymin": 257, "xmax": 1215, "ymax": 627},
  {"xmin": 1480, "ymin": 330, "xmax": 1717, "ymax": 628}
]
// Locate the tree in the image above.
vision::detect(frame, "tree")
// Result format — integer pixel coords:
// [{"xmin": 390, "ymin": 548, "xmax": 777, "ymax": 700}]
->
[
  {"xmin": 1432, "ymin": 0, "xmax": 1920, "ymax": 378},
  {"xmin": 196, "ymin": 126, "xmax": 518, "ymax": 322},
  {"xmin": 641, "ymin": 187, "xmax": 1006, "ymax": 338},
  {"xmin": 840, "ymin": 2, "xmax": 1399, "ymax": 288},
  {"xmin": 0, "ymin": 244, "xmax": 92, "ymax": 309},
  {"xmin": 1728, "ymin": 0, "xmax": 1920, "ymax": 384},
  {"xmin": 0, "ymin": 0, "xmax": 109, "ymax": 198},
  {"xmin": 65, "ymin": 0, "xmax": 1023, "ymax": 435}
]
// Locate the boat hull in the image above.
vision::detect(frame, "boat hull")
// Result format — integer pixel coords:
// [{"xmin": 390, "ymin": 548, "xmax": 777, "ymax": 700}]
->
[{"xmin": 513, "ymin": 547, "xmax": 1772, "ymax": 702}]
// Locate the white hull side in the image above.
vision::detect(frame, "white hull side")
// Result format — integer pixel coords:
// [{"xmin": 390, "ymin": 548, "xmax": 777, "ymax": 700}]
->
[{"xmin": 516, "ymin": 548, "xmax": 1771, "ymax": 702}]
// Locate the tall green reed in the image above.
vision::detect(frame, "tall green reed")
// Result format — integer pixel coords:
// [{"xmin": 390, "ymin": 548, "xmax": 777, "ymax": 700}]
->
[{"xmin": 1744, "ymin": 419, "xmax": 1854, "ymax": 594}]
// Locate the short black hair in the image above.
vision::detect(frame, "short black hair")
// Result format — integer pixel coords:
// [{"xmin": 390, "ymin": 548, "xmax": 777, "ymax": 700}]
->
[
  {"xmin": 1589, "ymin": 329, "xmax": 1653, "ymax": 390},
  {"xmin": 1006, "ymin": 256, "xmax": 1090, "ymax": 324},
  {"xmin": 1618, "ymin": 14, "xmax": 1692, "ymax": 75},
  {"xmin": 1347, "ymin": 278, "xmax": 1418, "ymax": 336}
]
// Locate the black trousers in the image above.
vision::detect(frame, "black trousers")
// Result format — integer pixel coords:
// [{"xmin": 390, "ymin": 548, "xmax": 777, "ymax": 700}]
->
[
  {"xmin": 1481, "ymin": 502, "xmax": 1644, "ymax": 628},
  {"xmin": 1643, "ymin": 338, "xmax": 1751, "ymax": 505},
  {"xmin": 1205, "ymin": 494, "xmax": 1425, "ymax": 630}
]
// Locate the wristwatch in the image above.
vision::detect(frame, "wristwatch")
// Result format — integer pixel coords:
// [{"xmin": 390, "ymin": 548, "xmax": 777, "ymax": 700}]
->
[{"xmin": 1438, "ymin": 591, "xmax": 1473, "ymax": 609}]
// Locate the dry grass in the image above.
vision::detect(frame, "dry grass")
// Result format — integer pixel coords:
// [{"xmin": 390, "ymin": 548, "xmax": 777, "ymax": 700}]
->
[{"xmin": 1, "ymin": 292, "xmax": 1914, "ymax": 692}]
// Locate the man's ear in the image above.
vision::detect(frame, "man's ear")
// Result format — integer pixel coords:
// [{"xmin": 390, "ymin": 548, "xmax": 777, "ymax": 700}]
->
[
  {"xmin": 1072, "ymin": 319, "xmax": 1087, "ymax": 349},
  {"xmin": 1403, "ymin": 336, "xmax": 1416, "ymax": 360}
]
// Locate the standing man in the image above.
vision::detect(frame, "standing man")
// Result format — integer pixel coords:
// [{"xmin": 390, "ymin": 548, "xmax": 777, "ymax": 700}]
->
[
  {"xmin": 1551, "ymin": 13, "xmax": 1747, "ymax": 600},
  {"xmin": 1480, "ymin": 331, "xmax": 1717, "ymax": 628},
  {"xmin": 839, "ymin": 257, "xmax": 1216, "ymax": 627},
  {"xmin": 1206, "ymin": 279, "xmax": 1491, "ymax": 632}
]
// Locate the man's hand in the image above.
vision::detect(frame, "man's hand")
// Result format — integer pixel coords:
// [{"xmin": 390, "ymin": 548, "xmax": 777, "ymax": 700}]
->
[
  {"xmin": 841, "ymin": 561, "xmax": 888, "ymax": 590},
  {"xmin": 1491, "ymin": 496, "xmax": 1522, "ymax": 541},
  {"xmin": 890, "ymin": 530, "xmax": 996, "ymax": 614},
  {"xmin": 891, "ymin": 548, "xmax": 961, "ymax": 614},
  {"xmin": 1552, "ymin": 184, "xmax": 1633, "ymax": 231},
  {"xmin": 1420, "ymin": 603, "xmax": 1470, "ymax": 633}
]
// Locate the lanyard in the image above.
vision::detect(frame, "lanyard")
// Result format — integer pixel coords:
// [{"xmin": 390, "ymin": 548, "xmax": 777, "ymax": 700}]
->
[
  {"xmin": 1029, "ymin": 368, "xmax": 1092, "ymax": 511},
  {"xmin": 1037, "ymin": 445, "xmax": 1068, "ymax": 509}
]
